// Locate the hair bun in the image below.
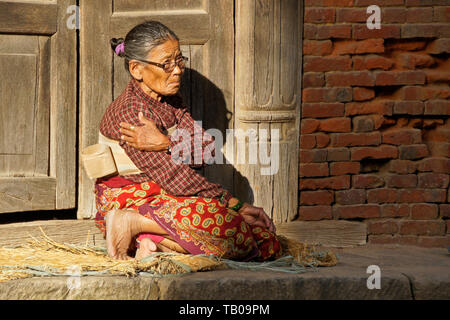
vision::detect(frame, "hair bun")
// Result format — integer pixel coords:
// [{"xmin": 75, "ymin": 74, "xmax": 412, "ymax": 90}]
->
[{"xmin": 111, "ymin": 38, "xmax": 125, "ymax": 57}]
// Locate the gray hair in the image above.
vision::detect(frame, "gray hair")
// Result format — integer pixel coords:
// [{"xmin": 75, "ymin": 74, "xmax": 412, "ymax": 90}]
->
[{"xmin": 111, "ymin": 20, "xmax": 179, "ymax": 74}]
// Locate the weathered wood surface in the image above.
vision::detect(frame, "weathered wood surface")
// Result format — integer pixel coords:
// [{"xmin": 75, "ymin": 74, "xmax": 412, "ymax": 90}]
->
[
  {"xmin": 0, "ymin": 220, "xmax": 105, "ymax": 248},
  {"xmin": 0, "ymin": 178, "xmax": 56, "ymax": 214},
  {"xmin": 0, "ymin": 0, "xmax": 76, "ymax": 214},
  {"xmin": 0, "ymin": 1, "xmax": 57, "ymax": 35},
  {"xmin": 0, "ymin": 219, "xmax": 366, "ymax": 249},
  {"xmin": 275, "ymin": 220, "xmax": 367, "ymax": 248},
  {"xmin": 51, "ymin": 0, "xmax": 77, "ymax": 209},
  {"xmin": 79, "ymin": 0, "xmax": 235, "ymax": 218},
  {"xmin": 234, "ymin": 0, "xmax": 302, "ymax": 224}
]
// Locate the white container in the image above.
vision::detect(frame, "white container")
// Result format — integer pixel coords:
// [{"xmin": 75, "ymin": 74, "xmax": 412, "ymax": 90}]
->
[{"xmin": 81, "ymin": 144, "xmax": 118, "ymax": 179}]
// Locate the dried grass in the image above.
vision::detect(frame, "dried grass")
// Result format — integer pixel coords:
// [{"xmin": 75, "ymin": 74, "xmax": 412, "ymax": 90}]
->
[{"xmin": 0, "ymin": 229, "xmax": 337, "ymax": 283}]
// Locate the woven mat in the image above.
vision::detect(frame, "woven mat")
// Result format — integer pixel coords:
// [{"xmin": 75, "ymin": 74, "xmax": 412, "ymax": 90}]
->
[{"xmin": 0, "ymin": 229, "xmax": 337, "ymax": 282}]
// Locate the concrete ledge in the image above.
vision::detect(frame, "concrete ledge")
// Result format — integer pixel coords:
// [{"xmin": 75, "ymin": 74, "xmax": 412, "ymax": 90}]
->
[{"xmin": 1, "ymin": 245, "xmax": 448, "ymax": 300}]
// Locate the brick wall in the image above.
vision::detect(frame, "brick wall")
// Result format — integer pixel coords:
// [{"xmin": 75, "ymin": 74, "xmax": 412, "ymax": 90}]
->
[{"xmin": 300, "ymin": 0, "xmax": 450, "ymax": 247}]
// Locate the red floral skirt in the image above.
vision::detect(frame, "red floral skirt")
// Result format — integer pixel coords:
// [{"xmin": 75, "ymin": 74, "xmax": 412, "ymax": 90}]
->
[{"xmin": 94, "ymin": 176, "xmax": 281, "ymax": 261}]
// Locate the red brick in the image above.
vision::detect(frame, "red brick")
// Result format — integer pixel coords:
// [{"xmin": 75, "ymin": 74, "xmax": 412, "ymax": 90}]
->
[
  {"xmin": 300, "ymin": 135, "xmax": 316, "ymax": 149},
  {"xmin": 405, "ymin": 0, "xmax": 448, "ymax": 6},
  {"xmin": 304, "ymin": 24, "xmax": 318, "ymax": 40},
  {"xmin": 406, "ymin": 7, "xmax": 433, "ymax": 23},
  {"xmin": 301, "ymin": 119, "xmax": 320, "ymax": 134},
  {"xmin": 382, "ymin": 129, "xmax": 422, "ymax": 145},
  {"xmin": 385, "ymin": 39, "xmax": 427, "ymax": 51},
  {"xmin": 355, "ymin": 0, "xmax": 404, "ymax": 5},
  {"xmin": 423, "ymin": 86, "xmax": 450, "ymax": 100},
  {"xmin": 440, "ymin": 204, "xmax": 450, "ymax": 218},
  {"xmin": 352, "ymin": 116, "xmax": 374, "ymax": 132},
  {"xmin": 433, "ymin": 6, "xmax": 450, "ymax": 22},
  {"xmin": 424, "ymin": 100, "xmax": 450, "ymax": 116},
  {"xmin": 399, "ymin": 144, "xmax": 429, "ymax": 160},
  {"xmin": 335, "ymin": 189, "xmax": 366, "ymax": 205},
  {"xmin": 399, "ymin": 221, "xmax": 445, "ymax": 236},
  {"xmin": 316, "ymin": 134, "xmax": 331, "ymax": 148},
  {"xmin": 351, "ymin": 145, "xmax": 398, "ymax": 161},
  {"xmin": 303, "ymin": 40, "xmax": 333, "ymax": 56},
  {"xmin": 304, "ymin": 56, "xmax": 352, "ymax": 73},
  {"xmin": 300, "ymin": 149, "xmax": 328, "ymax": 163},
  {"xmin": 298, "ymin": 205, "xmax": 332, "ymax": 221},
  {"xmin": 302, "ymin": 87, "xmax": 353, "ymax": 103},
  {"xmin": 335, "ymin": 8, "xmax": 366, "ymax": 22},
  {"xmin": 397, "ymin": 236, "xmax": 418, "ymax": 246},
  {"xmin": 417, "ymin": 236, "xmax": 450, "ymax": 248},
  {"xmin": 302, "ymin": 103, "xmax": 345, "ymax": 118},
  {"xmin": 401, "ymin": 24, "xmax": 447, "ymax": 38},
  {"xmin": 331, "ymin": 132, "xmax": 381, "ymax": 147},
  {"xmin": 386, "ymin": 174, "xmax": 417, "ymax": 188},
  {"xmin": 305, "ymin": 0, "xmax": 354, "ymax": 6},
  {"xmin": 381, "ymin": 204, "xmax": 410, "ymax": 218},
  {"xmin": 368, "ymin": 220, "xmax": 399, "ymax": 235},
  {"xmin": 368, "ymin": 235, "xmax": 398, "ymax": 245},
  {"xmin": 300, "ymin": 190, "xmax": 334, "ymax": 206},
  {"xmin": 305, "ymin": 8, "xmax": 335, "ymax": 24},
  {"xmin": 383, "ymin": 8, "xmax": 407, "ymax": 23},
  {"xmin": 353, "ymin": 55, "xmax": 394, "ymax": 71},
  {"xmin": 411, "ymin": 203, "xmax": 439, "ymax": 220},
  {"xmin": 396, "ymin": 52, "xmax": 435, "ymax": 69},
  {"xmin": 352, "ymin": 174, "xmax": 385, "ymax": 189},
  {"xmin": 388, "ymin": 160, "xmax": 417, "ymax": 174},
  {"xmin": 371, "ymin": 115, "xmax": 395, "ymax": 130},
  {"xmin": 327, "ymin": 148, "xmax": 350, "ymax": 161},
  {"xmin": 447, "ymin": 220, "xmax": 450, "ymax": 234},
  {"xmin": 417, "ymin": 157, "xmax": 450, "ymax": 174},
  {"xmin": 345, "ymin": 100, "xmax": 393, "ymax": 116},
  {"xmin": 418, "ymin": 173, "xmax": 449, "ymax": 189},
  {"xmin": 330, "ymin": 162, "xmax": 361, "ymax": 175},
  {"xmin": 367, "ymin": 188, "xmax": 398, "ymax": 203},
  {"xmin": 393, "ymin": 101, "xmax": 424, "ymax": 115},
  {"xmin": 303, "ymin": 73, "xmax": 325, "ymax": 88},
  {"xmin": 353, "ymin": 87, "xmax": 375, "ymax": 101},
  {"xmin": 299, "ymin": 163, "xmax": 329, "ymax": 178},
  {"xmin": 375, "ymin": 71, "xmax": 426, "ymax": 86},
  {"xmin": 424, "ymin": 70, "xmax": 450, "ymax": 84},
  {"xmin": 353, "ymin": 24, "xmax": 401, "ymax": 40},
  {"xmin": 333, "ymin": 39, "xmax": 385, "ymax": 56},
  {"xmin": 397, "ymin": 189, "xmax": 447, "ymax": 203},
  {"xmin": 394, "ymin": 86, "xmax": 425, "ymax": 101},
  {"xmin": 300, "ymin": 175, "xmax": 350, "ymax": 190},
  {"xmin": 334, "ymin": 204, "xmax": 380, "ymax": 219},
  {"xmin": 426, "ymin": 39, "xmax": 450, "ymax": 54},
  {"xmin": 319, "ymin": 118, "xmax": 351, "ymax": 133},
  {"xmin": 326, "ymin": 72, "xmax": 375, "ymax": 87},
  {"xmin": 316, "ymin": 25, "xmax": 352, "ymax": 39}
]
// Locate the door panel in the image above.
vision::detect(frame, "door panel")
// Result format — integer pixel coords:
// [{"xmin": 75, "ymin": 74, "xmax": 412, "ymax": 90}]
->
[
  {"xmin": 79, "ymin": 0, "xmax": 234, "ymax": 218},
  {"xmin": 0, "ymin": 0, "xmax": 77, "ymax": 213}
]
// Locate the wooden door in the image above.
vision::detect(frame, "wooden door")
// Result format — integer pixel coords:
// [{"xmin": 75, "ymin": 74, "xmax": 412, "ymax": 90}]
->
[
  {"xmin": 0, "ymin": 0, "xmax": 77, "ymax": 213},
  {"xmin": 78, "ymin": 0, "xmax": 234, "ymax": 218}
]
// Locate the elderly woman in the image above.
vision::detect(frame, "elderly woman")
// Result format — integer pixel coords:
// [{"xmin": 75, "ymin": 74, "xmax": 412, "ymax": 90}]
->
[{"xmin": 96, "ymin": 21, "xmax": 281, "ymax": 261}]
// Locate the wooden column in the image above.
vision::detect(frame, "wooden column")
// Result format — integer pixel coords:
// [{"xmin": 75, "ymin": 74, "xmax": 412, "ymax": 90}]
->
[{"xmin": 234, "ymin": 0, "xmax": 302, "ymax": 223}]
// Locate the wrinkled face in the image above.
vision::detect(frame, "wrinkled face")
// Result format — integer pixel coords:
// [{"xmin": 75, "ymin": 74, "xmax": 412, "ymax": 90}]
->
[{"xmin": 131, "ymin": 39, "xmax": 184, "ymax": 99}]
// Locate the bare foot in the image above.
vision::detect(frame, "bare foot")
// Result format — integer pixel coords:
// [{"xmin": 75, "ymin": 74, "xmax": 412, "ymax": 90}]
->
[
  {"xmin": 105, "ymin": 209, "xmax": 143, "ymax": 260},
  {"xmin": 135, "ymin": 238, "xmax": 158, "ymax": 260}
]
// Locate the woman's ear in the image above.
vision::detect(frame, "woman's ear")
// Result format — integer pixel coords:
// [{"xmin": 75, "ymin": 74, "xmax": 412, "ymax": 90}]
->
[{"xmin": 129, "ymin": 61, "xmax": 143, "ymax": 81}]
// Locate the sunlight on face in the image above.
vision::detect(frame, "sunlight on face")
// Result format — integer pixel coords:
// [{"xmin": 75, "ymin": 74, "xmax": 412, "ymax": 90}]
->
[{"xmin": 139, "ymin": 39, "xmax": 184, "ymax": 100}]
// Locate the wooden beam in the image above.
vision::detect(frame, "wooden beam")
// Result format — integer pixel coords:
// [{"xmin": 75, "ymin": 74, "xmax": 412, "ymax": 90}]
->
[
  {"xmin": 0, "ymin": 1, "xmax": 57, "ymax": 35},
  {"xmin": 0, "ymin": 177, "xmax": 56, "ymax": 213},
  {"xmin": 110, "ymin": 11, "xmax": 210, "ymax": 45},
  {"xmin": 275, "ymin": 220, "xmax": 367, "ymax": 248},
  {"xmin": 0, "ymin": 220, "xmax": 105, "ymax": 248}
]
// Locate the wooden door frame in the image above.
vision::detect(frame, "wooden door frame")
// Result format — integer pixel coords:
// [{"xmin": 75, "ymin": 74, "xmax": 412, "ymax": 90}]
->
[{"xmin": 0, "ymin": 0, "xmax": 76, "ymax": 213}]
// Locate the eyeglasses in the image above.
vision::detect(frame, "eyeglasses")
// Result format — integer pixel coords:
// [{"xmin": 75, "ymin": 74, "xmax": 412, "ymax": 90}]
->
[{"xmin": 134, "ymin": 56, "xmax": 189, "ymax": 73}]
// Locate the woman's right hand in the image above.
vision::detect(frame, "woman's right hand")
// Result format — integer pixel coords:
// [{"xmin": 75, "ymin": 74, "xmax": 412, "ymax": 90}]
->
[{"xmin": 120, "ymin": 112, "xmax": 170, "ymax": 152}]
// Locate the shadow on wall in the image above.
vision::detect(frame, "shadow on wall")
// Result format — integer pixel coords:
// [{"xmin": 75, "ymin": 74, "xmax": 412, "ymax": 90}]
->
[{"xmin": 179, "ymin": 68, "xmax": 254, "ymax": 204}]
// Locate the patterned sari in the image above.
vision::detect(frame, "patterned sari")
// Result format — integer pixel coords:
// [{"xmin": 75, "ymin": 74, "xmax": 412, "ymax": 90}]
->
[{"xmin": 95, "ymin": 176, "xmax": 281, "ymax": 261}]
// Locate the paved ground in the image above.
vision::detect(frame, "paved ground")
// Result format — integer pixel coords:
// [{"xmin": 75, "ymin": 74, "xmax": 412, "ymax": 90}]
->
[{"xmin": 0, "ymin": 244, "xmax": 448, "ymax": 300}]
